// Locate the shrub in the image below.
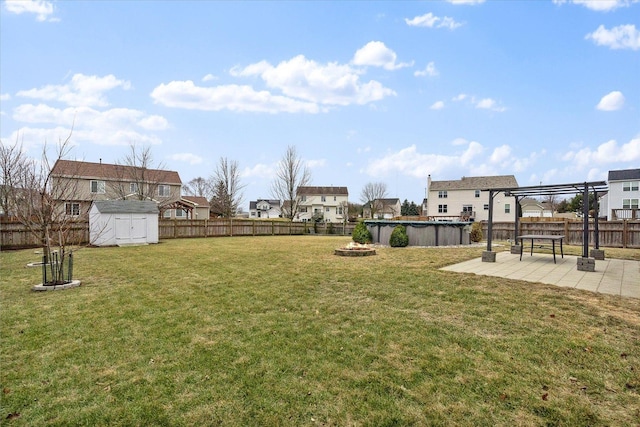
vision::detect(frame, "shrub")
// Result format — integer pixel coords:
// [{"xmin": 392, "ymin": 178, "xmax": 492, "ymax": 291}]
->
[
  {"xmin": 352, "ymin": 221, "xmax": 372, "ymax": 244},
  {"xmin": 389, "ymin": 224, "xmax": 409, "ymax": 247},
  {"xmin": 470, "ymin": 221, "xmax": 483, "ymax": 243}
]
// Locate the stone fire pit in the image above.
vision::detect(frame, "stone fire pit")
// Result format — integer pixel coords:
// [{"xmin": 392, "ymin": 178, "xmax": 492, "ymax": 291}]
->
[{"xmin": 334, "ymin": 242, "xmax": 376, "ymax": 257}]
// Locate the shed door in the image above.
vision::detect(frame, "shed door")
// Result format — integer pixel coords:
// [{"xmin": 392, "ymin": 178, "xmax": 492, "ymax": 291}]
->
[{"xmin": 115, "ymin": 215, "xmax": 148, "ymax": 244}]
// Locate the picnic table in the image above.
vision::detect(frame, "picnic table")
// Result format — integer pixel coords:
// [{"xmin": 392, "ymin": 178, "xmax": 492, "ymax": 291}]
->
[{"xmin": 516, "ymin": 234, "xmax": 565, "ymax": 264}]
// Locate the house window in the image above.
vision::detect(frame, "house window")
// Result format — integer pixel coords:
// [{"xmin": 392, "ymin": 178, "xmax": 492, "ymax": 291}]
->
[
  {"xmin": 438, "ymin": 204, "xmax": 447, "ymax": 213},
  {"xmin": 438, "ymin": 191, "xmax": 448, "ymax": 199},
  {"xmin": 475, "ymin": 190, "xmax": 481, "ymax": 198},
  {"xmin": 301, "ymin": 195, "xmax": 306, "ymax": 202},
  {"xmin": 163, "ymin": 210, "xmax": 171, "ymax": 218},
  {"xmin": 65, "ymin": 202, "xmax": 80, "ymax": 216},
  {"xmin": 175, "ymin": 208, "xmax": 185, "ymax": 218},
  {"xmin": 90, "ymin": 180, "xmax": 105, "ymax": 194},
  {"xmin": 325, "ymin": 207, "xmax": 330, "ymax": 212},
  {"xmin": 300, "ymin": 207, "xmax": 307, "ymax": 213},
  {"xmin": 484, "ymin": 204, "xmax": 489, "ymax": 210},
  {"xmin": 334, "ymin": 196, "xmax": 337, "ymax": 201},
  {"xmin": 321, "ymin": 196, "xmax": 326, "ymax": 202},
  {"xmin": 158, "ymin": 185, "xmax": 170, "ymax": 197},
  {"xmin": 623, "ymin": 199, "xmax": 639, "ymax": 209},
  {"xmin": 623, "ymin": 181, "xmax": 639, "ymax": 191},
  {"xmin": 337, "ymin": 206, "xmax": 343, "ymax": 215},
  {"xmin": 462, "ymin": 205, "xmax": 473, "ymax": 213},
  {"xmin": 130, "ymin": 182, "xmax": 139, "ymax": 193},
  {"xmin": 505, "ymin": 203, "xmax": 511, "ymax": 214}
]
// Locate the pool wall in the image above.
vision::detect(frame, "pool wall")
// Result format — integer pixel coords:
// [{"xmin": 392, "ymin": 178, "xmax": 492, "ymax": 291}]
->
[{"xmin": 365, "ymin": 220, "xmax": 472, "ymax": 246}]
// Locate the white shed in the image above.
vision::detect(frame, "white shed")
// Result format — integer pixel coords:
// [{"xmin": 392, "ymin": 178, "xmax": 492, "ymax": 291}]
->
[{"xmin": 89, "ymin": 200, "xmax": 159, "ymax": 246}]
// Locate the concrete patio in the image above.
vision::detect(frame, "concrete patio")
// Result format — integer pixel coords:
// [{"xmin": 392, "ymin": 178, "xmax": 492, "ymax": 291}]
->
[{"xmin": 441, "ymin": 251, "xmax": 639, "ymax": 299}]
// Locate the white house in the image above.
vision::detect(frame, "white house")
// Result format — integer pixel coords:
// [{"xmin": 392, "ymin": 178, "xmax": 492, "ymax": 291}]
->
[
  {"xmin": 295, "ymin": 186, "xmax": 348, "ymax": 223},
  {"xmin": 604, "ymin": 168, "xmax": 640, "ymax": 220},
  {"xmin": 249, "ymin": 199, "xmax": 281, "ymax": 219},
  {"xmin": 363, "ymin": 198, "xmax": 402, "ymax": 219},
  {"xmin": 426, "ymin": 175, "xmax": 519, "ymax": 222},
  {"xmin": 89, "ymin": 200, "xmax": 159, "ymax": 246}
]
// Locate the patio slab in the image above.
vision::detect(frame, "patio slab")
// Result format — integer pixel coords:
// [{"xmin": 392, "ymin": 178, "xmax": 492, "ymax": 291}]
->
[{"xmin": 441, "ymin": 252, "xmax": 639, "ymax": 299}]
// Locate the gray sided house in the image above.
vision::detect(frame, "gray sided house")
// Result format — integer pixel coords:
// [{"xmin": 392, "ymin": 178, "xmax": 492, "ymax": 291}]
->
[
  {"xmin": 603, "ymin": 168, "xmax": 640, "ymax": 220},
  {"xmin": 89, "ymin": 200, "xmax": 159, "ymax": 246}
]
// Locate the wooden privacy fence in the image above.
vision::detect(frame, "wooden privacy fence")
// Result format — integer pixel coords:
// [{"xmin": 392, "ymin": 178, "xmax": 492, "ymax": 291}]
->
[
  {"xmin": 482, "ymin": 219, "xmax": 640, "ymax": 249},
  {"xmin": 1, "ymin": 219, "xmax": 356, "ymax": 250},
  {"xmin": 2, "ymin": 218, "xmax": 638, "ymax": 250}
]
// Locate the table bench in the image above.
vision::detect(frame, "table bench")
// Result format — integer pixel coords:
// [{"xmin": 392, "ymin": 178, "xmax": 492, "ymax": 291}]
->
[{"xmin": 516, "ymin": 234, "xmax": 565, "ymax": 264}]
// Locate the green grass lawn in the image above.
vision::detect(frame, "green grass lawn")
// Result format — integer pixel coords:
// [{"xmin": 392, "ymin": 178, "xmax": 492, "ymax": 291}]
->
[{"xmin": 1, "ymin": 236, "xmax": 639, "ymax": 426}]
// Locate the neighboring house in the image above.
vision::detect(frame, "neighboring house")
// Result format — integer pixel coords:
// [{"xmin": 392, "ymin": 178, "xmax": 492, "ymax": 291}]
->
[
  {"xmin": 249, "ymin": 199, "xmax": 281, "ymax": 219},
  {"xmin": 520, "ymin": 198, "xmax": 553, "ymax": 218},
  {"xmin": 295, "ymin": 186, "xmax": 348, "ymax": 222},
  {"xmin": 425, "ymin": 175, "xmax": 519, "ymax": 222},
  {"xmin": 51, "ymin": 159, "xmax": 182, "ymax": 217},
  {"xmin": 363, "ymin": 198, "xmax": 401, "ymax": 219},
  {"xmin": 603, "ymin": 168, "xmax": 640, "ymax": 220},
  {"xmin": 174, "ymin": 196, "xmax": 211, "ymax": 220}
]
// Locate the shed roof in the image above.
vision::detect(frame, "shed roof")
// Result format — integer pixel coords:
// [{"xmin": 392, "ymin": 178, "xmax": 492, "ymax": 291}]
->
[
  {"xmin": 91, "ymin": 200, "xmax": 159, "ymax": 214},
  {"xmin": 608, "ymin": 168, "xmax": 640, "ymax": 181},
  {"xmin": 181, "ymin": 196, "xmax": 210, "ymax": 207},
  {"xmin": 430, "ymin": 175, "xmax": 518, "ymax": 191}
]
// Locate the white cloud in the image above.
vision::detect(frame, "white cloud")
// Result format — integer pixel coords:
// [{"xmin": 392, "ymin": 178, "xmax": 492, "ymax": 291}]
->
[
  {"xmin": 563, "ymin": 137, "xmax": 640, "ymax": 168},
  {"xmin": 214, "ymin": 52, "xmax": 397, "ymax": 109},
  {"xmin": 585, "ymin": 24, "xmax": 640, "ymax": 50},
  {"xmin": 490, "ymin": 145, "xmax": 512, "ymax": 164},
  {"xmin": 1, "ymin": 93, "xmax": 11, "ymax": 101},
  {"xmin": 10, "ymin": 103, "xmax": 167, "ymax": 147},
  {"xmin": 168, "ymin": 153, "xmax": 203, "ymax": 165},
  {"xmin": 306, "ymin": 159, "xmax": 326, "ymax": 169},
  {"xmin": 4, "ymin": 0, "xmax": 56, "ymax": 22},
  {"xmin": 150, "ymin": 80, "xmax": 322, "ymax": 113},
  {"xmin": 352, "ymin": 41, "xmax": 413, "ymax": 70},
  {"xmin": 430, "ymin": 101, "xmax": 445, "ymax": 110},
  {"xmin": 17, "ymin": 74, "xmax": 132, "ymax": 107},
  {"xmin": 405, "ymin": 13, "xmax": 463, "ymax": 30},
  {"xmin": 452, "ymin": 93, "xmax": 468, "ymax": 102},
  {"xmin": 414, "ymin": 62, "xmax": 439, "ymax": 77},
  {"xmin": 364, "ymin": 141, "xmax": 486, "ymax": 179},
  {"xmin": 597, "ymin": 91, "xmax": 625, "ymax": 111},
  {"xmin": 553, "ymin": 0, "xmax": 638, "ymax": 12},
  {"xmin": 202, "ymin": 74, "xmax": 218, "ymax": 82},
  {"xmin": 137, "ymin": 115, "xmax": 170, "ymax": 130},
  {"xmin": 242, "ymin": 163, "xmax": 275, "ymax": 179},
  {"xmin": 475, "ymin": 97, "xmax": 507, "ymax": 112}
]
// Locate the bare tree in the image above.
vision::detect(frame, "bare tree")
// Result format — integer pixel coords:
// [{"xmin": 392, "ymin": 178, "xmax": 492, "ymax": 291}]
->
[
  {"xmin": 270, "ymin": 146, "xmax": 311, "ymax": 220},
  {"xmin": 7, "ymin": 132, "xmax": 83, "ymax": 284},
  {"xmin": 360, "ymin": 182, "xmax": 388, "ymax": 219},
  {"xmin": 112, "ymin": 144, "xmax": 166, "ymax": 201},
  {"xmin": 210, "ymin": 157, "xmax": 245, "ymax": 218},
  {"xmin": 0, "ymin": 139, "xmax": 28, "ymax": 218},
  {"xmin": 183, "ymin": 177, "xmax": 213, "ymax": 199}
]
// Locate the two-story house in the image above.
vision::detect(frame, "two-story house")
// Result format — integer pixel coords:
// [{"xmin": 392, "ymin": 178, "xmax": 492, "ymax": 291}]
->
[
  {"xmin": 51, "ymin": 159, "xmax": 184, "ymax": 218},
  {"xmin": 363, "ymin": 198, "xmax": 401, "ymax": 219},
  {"xmin": 602, "ymin": 168, "xmax": 640, "ymax": 220},
  {"xmin": 426, "ymin": 175, "xmax": 519, "ymax": 222},
  {"xmin": 249, "ymin": 199, "xmax": 281, "ymax": 219},
  {"xmin": 295, "ymin": 186, "xmax": 348, "ymax": 223}
]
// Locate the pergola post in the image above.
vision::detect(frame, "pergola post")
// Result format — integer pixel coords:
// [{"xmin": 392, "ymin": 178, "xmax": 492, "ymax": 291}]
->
[
  {"xmin": 511, "ymin": 195, "xmax": 522, "ymax": 255},
  {"xmin": 577, "ymin": 182, "xmax": 596, "ymax": 271},
  {"xmin": 590, "ymin": 184, "xmax": 605, "ymax": 260},
  {"xmin": 482, "ymin": 190, "xmax": 496, "ymax": 262}
]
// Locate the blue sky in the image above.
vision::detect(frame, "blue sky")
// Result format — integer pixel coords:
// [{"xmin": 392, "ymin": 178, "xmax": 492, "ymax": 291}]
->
[{"xmin": 1, "ymin": 0, "xmax": 639, "ymax": 209}]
